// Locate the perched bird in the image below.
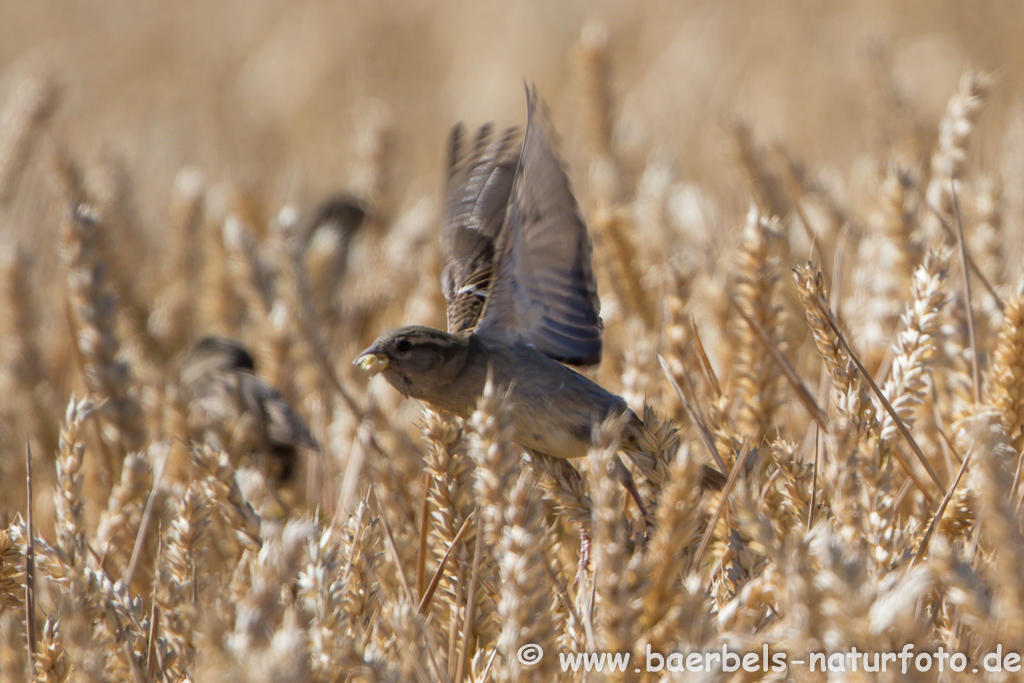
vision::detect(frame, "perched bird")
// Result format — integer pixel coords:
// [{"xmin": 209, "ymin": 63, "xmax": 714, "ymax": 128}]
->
[
  {"xmin": 302, "ymin": 193, "xmax": 368, "ymax": 245},
  {"xmin": 301, "ymin": 193, "xmax": 370, "ymax": 326},
  {"xmin": 300, "ymin": 193, "xmax": 368, "ymax": 277},
  {"xmin": 356, "ymin": 87, "xmax": 714, "ymax": 507},
  {"xmin": 182, "ymin": 336, "xmax": 319, "ymax": 484}
]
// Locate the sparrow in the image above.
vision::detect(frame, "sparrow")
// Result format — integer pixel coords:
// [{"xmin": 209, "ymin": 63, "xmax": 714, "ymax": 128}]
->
[
  {"xmin": 182, "ymin": 336, "xmax": 319, "ymax": 484},
  {"xmin": 303, "ymin": 194, "xmax": 368, "ymax": 241},
  {"xmin": 300, "ymin": 193, "xmax": 368, "ymax": 264},
  {"xmin": 301, "ymin": 193, "xmax": 369, "ymax": 323},
  {"xmin": 356, "ymin": 87, "xmax": 689, "ymax": 509}
]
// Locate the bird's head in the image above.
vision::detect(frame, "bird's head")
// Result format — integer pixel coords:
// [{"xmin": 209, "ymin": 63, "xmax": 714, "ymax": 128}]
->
[
  {"xmin": 181, "ymin": 336, "xmax": 257, "ymax": 392},
  {"xmin": 354, "ymin": 326, "xmax": 471, "ymax": 405}
]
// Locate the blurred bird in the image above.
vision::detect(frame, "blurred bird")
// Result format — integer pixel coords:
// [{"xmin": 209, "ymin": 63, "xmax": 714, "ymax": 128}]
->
[
  {"xmin": 301, "ymin": 194, "xmax": 369, "ymax": 321},
  {"xmin": 356, "ymin": 87, "xmax": 720, "ymax": 512},
  {"xmin": 300, "ymin": 193, "xmax": 368, "ymax": 270},
  {"xmin": 441, "ymin": 122, "xmax": 519, "ymax": 334},
  {"xmin": 303, "ymin": 193, "xmax": 368, "ymax": 241},
  {"xmin": 182, "ymin": 336, "xmax": 318, "ymax": 484}
]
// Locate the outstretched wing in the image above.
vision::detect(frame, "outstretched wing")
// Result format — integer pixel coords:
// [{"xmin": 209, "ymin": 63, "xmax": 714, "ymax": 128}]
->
[
  {"xmin": 476, "ymin": 86, "xmax": 603, "ymax": 366},
  {"xmin": 441, "ymin": 123, "xmax": 519, "ymax": 333}
]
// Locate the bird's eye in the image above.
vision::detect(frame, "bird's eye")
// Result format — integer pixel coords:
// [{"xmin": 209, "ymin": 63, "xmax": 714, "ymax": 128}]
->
[{"xmin": 396, "ymin": 339, "xmax": 412, "ymax": 354}]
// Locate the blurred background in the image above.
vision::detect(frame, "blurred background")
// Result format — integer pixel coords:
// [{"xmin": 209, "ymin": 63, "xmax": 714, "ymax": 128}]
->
[
  {"xmin": 4, "ymin": 0, "xmax": 1024, "ymax": 229},
  {"xmin": 6, "ymin": 5, "xmax": 1024, "ymax": 679},
  {"xmin": 1, "ymin": 0, "xmax": 1024, "ymax": 513}
]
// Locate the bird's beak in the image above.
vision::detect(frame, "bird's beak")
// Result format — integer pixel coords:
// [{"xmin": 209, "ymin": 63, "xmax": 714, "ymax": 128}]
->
[{"xmin": 354, "ymin": 348, "xmax": 389, "ymax": 375}]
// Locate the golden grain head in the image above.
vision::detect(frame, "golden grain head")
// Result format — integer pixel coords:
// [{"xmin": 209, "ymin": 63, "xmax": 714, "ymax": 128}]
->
[{"xmin": 3, "ymin": 5, "xmax": 1024, "ymax": 681}]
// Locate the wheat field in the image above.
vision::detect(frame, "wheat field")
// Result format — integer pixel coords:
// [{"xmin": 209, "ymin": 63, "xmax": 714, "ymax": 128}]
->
[{"xmin": 4, "ymin": 2, "xmax": 1024, "ymax": 681}]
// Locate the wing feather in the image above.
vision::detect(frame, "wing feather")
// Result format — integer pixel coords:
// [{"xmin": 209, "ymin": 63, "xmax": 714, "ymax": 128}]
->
[
  {"xmin": 440, "ymin": 124, "xmax": 520, "ymax": 332},
  {"xmin": 477, "ymin": 86, "xmax": 603, "ymax": 366}
]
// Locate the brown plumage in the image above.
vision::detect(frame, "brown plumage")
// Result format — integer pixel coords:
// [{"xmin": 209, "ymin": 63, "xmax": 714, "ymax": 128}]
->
[
  {"xmin": 182, "ymin": 336, "xmax": 318, "ymax": 483},
  {"xmin": 300, "ymin": 193, "xmax": 367, "ymax": 254},
  {"xmin": 441, "ymin": 123, "xmax": 520, "ymax": 334},
  {"xmin": 439, "ymin": 92, "xmax": 604, "ymax": 364},
  {"xmin": 358, "ymin": 325, "xmax": 630, "ymax": 458},
  {"xmin": 356, "ymin": 87, "xmax": 718, "ymax": 509}
]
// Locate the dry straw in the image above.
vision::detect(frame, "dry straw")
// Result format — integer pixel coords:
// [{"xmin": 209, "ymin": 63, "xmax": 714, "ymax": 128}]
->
[{"xmin": 3, "ymin": 52, "xmax": 1024, "ymax": 683}]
